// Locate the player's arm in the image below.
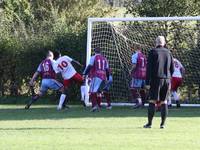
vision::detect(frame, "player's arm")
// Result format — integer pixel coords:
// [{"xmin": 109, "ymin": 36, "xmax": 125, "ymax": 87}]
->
[
  {"xmin": 180, "ymin": 65, "xmax": 185, "ymax": 78},
  {"xmin": 29, "ymin": 63, "xmax": 42, "ymax": 86},
  {"xmin": 29, "ymin": 71, "xmax": 40, "ymax": 86},
  {"xmin": 72, "ymin": 59, "xmax": 83, "ymax": 67},
  {"xmin": 130, "ymin": 53, "xmax": 137, "ymax": 75},
  {"xmin": 83, "ymin": 65, "xmax": 92, "ymax": 76},
  {"xmin": 82, "ymin": 56, "xmax": 95, "ymax": 76},
  {"xmin": 106, "ymin": 68, "xmax": 113, "ymax": 83},
  {"xmin": 130, "ymin": 64, "xmax": 136, "ymax": 74},
  {"xmin": 170, "ymin": 54, "xmax": 174, "ymax": 76},
  {"xmin": 145, "ymin": 50, "xmax": 153, "ymax": 89},
  {"xmin": 51, "ymin": 60, "xmax": 60, "ymax": 74},
  {"xmin": 65, "ymin": 55, "xmax": 83, "ymax": 67}
]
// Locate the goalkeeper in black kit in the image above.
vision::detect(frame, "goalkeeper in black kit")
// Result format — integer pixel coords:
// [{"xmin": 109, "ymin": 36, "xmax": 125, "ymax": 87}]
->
[{"xmin": 144, "ymin": 36, "xmax": 174, "ymax": 129}]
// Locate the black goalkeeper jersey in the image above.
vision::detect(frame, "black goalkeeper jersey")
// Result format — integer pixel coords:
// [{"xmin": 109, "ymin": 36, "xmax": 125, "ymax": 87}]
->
[{"xmin": 146, "ymin": 46, "xmax": 174, "ymax": 85}]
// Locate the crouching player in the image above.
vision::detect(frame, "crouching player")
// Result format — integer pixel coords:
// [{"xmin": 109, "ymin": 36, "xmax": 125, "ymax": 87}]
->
[
  {"xmin": 25, "ymin": 51, "xmax": 65, "ymax": 109},
  {"xmin": 83, "ymin": 47, "xmax": 110, "ymax": 112}
]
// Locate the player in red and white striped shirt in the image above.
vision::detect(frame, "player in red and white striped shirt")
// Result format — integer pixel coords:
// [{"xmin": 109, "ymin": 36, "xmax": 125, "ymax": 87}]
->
[
  {"xmin": 53, "ymin": 51, "xmax": 84, "ymax": 110},
  {"xmin": 168, "ymin": 58, "xmax": 185, "ymax": 108}
]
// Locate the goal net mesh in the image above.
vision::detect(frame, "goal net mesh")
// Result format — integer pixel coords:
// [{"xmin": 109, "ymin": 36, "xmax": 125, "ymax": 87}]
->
[{"xmin": 89, "ymin": 19, "xmax": 200, "ymax": 102}]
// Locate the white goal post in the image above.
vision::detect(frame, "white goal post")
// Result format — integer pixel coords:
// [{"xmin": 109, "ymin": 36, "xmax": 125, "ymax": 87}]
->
[{"xmin": 85, "ymin": 16, "xmax": 200, "ymax": 106}]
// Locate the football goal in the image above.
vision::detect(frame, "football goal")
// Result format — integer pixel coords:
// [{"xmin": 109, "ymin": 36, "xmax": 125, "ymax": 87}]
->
[{"xmin": 86, "ymin": 16, "xmax": 200, "ymax": 106}]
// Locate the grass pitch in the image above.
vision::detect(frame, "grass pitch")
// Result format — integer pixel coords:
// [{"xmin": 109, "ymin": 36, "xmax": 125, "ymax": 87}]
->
[{"xmin": 0, "ymin": 105, "xmax": 200, "ymax": 150}]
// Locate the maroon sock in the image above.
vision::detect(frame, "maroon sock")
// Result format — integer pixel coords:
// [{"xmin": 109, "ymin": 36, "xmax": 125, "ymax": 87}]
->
[
  {"xmin": 131, "ymin": 89, "xmax": 139, "ymax": 102},
  {"xmin": 97, "ymin": 93, "xmax": 102, "ymax": 108},
  {"xmin": 91, "ymin": 93, "xmax": 97, "ymax": 108},
  {"xmin": 104, "ymin": 92, "xmax": 111, "ymax": 106},
  {"xmin": 140, "ymin": 89, "xmax": 146, "ymax": 105}
]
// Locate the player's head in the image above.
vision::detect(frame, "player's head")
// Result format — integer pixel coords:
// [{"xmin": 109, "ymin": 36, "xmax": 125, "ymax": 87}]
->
[
  {"xmin": 53, "ymin": 51, "xmax": 61, "ymax": 60},
  {"xmin": 155, "ymin": 36, "xmax": 166, "ymax": 47},
  {"xmin": 94, "ymin": 47, "xmax": 101, "ymax": 53},
  {"xmin": 46, "ymin": 51, "xmax": 54, "ymax": 60},
  {"xmin": 134, "ymin": 44, "xmax": 141, "ymax": 51}
]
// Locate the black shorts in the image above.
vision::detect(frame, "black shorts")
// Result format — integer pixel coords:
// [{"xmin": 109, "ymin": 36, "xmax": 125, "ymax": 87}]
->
[{"xmin": 149, "ymin": 78, "xmax": 170, "ymax": 101}]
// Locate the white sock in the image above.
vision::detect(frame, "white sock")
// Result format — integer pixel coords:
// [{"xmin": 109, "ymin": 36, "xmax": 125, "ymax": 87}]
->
[
  {"xmin": 172, "ymin": 91, "xmax": 179, "ymax": 101},
  {"xmin": 58, "ymin": 94, "xmax": 66, "ymax": 108},
  {"xmin": 81, "ymin": 86, "xmax": 85, "ymax": 101},
  {"xmin": 168, "ymin": 93, "xmax": 172, "ymax": 105},
  {"xmin": 138, "ymin": 98, "xmax": 142, "ymax": 104}
]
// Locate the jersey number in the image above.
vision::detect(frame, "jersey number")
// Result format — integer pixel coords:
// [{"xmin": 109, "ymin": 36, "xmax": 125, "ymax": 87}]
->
[
  {"xmin": 43, "ymin": 63, "xmax": 50, "ymax": 72},
  {"xmin": 58, "ymin": 61, "xmax": 68, "ymax": 70},
  {"xmin": 97, "ymin": 59, "xmax": 106, "ymax": 70},
  {"xmin": 140, "ymin": 57, "xmax": 145, "ymax": 67}
]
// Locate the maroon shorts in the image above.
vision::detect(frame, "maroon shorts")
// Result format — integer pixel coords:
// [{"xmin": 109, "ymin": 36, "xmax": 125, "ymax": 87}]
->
[{"xmin": 171, "ymin": 77, "xmax": 183, "ymax": 91}]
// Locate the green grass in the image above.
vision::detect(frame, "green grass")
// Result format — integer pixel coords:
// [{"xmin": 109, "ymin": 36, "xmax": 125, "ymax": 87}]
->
[{"xmin": 0, "ymin": 105, "xmax": 200, "ymax": 150}]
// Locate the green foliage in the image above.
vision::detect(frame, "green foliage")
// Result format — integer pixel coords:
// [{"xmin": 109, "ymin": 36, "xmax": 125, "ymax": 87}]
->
[
  {"xmin": 0, "ymin": 0, "xmax": 115, "ymax": 97},
  {"xmin": 126, "ymin": 0, "xmax": 200, "ymax": 17},
  {"xmin": 125, "ymin": 0, "xmax": 200, "ymax": 98}
]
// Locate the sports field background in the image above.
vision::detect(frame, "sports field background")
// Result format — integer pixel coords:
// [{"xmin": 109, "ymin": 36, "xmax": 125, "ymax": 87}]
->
[{"xmin": 0, "ymin": 104, "xmax": 200, "ymax": 150}]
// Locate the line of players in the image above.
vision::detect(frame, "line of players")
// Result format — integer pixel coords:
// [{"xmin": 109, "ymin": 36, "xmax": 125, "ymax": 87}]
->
[
  {"xmin": 25, "ymin": 48, "xmax": 112, "ymax": 111},
  {"xmin": 130, "ymin": 45, "xmax": 185, "ymax": 109},
  {"xmin": 25, "ymin": 45, "xmax": 185, "ymax": 111}
]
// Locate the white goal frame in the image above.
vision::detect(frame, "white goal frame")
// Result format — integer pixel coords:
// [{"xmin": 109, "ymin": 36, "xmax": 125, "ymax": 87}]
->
[{"xmin": 85, "ymin": 16, "xmax": 200, "ymax": 107}]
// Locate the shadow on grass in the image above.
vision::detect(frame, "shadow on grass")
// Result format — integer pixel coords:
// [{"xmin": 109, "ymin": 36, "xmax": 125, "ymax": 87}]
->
[{"xmin": 0, "ymin": 105, "xmax": 200, "ymax": 121}]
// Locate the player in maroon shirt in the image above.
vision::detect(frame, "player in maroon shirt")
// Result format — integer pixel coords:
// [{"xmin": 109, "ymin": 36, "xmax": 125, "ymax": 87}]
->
[
  {"xmin": 130, "ymin": 45, "xmax": 147, "ymax": 108},
  {"xmin": 25, "ymin": 51, "xmax": 64, "ymax": 109},
  {"xmin": 83, "ymin": 47, "xmax": 110, "ymax": 112}
]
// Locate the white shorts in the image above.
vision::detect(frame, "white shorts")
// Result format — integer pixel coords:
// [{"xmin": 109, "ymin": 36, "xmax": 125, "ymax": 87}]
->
[{"xmin": 89, "ymin": 77, "xmax": 105, "ymax": 93}]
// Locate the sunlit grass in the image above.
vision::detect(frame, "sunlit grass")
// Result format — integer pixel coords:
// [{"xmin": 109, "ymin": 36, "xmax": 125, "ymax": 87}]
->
[{"xmin": 0, "ymin": 105, "xmax": 200, "ymax": 150}]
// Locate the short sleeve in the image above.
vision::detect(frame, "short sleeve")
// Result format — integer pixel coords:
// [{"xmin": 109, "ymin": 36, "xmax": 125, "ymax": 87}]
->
[
  {"xmin": 36, "ymin": 63, "xmax": 42, "ymax": 72},
  {"xmin": 89, "ymin": 56, "xmax": 95, "ymax": 66},
  {"xmin": 65, "ymin": 56, "xmax": 73, "ymax": 62},
  {"xmin": 51, "ymin": 60, "xmax": 60, "ymax": 73},
  {"xmin": 131, "ymin": 52, "xmax": 138, "ymax": 64}
]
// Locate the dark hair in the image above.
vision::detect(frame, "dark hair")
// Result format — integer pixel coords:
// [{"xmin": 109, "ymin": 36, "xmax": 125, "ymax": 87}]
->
[
  {"xmin": 94, "ymin": 47, "xmax": 101, "ymax": 53},
  {"xmin": 54, "ymin": 51, "xmax": 61, "ymax": 60}
]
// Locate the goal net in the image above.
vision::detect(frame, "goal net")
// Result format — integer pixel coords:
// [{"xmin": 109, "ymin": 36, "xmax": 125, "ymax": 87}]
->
[{"xmin": 86, "ymin": 17, "xmax": 200, "ymax": 104}]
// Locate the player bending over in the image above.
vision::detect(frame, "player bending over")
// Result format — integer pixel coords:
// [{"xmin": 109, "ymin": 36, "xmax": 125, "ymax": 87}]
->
[
  {"xmin": 25, "ymin": 51, "xmax": 65, "ymax": 109},
  {"xmin": 168, "ymin": 57, "xmax": 185, "ymax": 108},
  {"xmin": 53, "ymin": 51, "xmax": 85, "ymax": 110},
  {"xmin": 83, "ymin": 47, "xmax": 110, "ymax": 112}
]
